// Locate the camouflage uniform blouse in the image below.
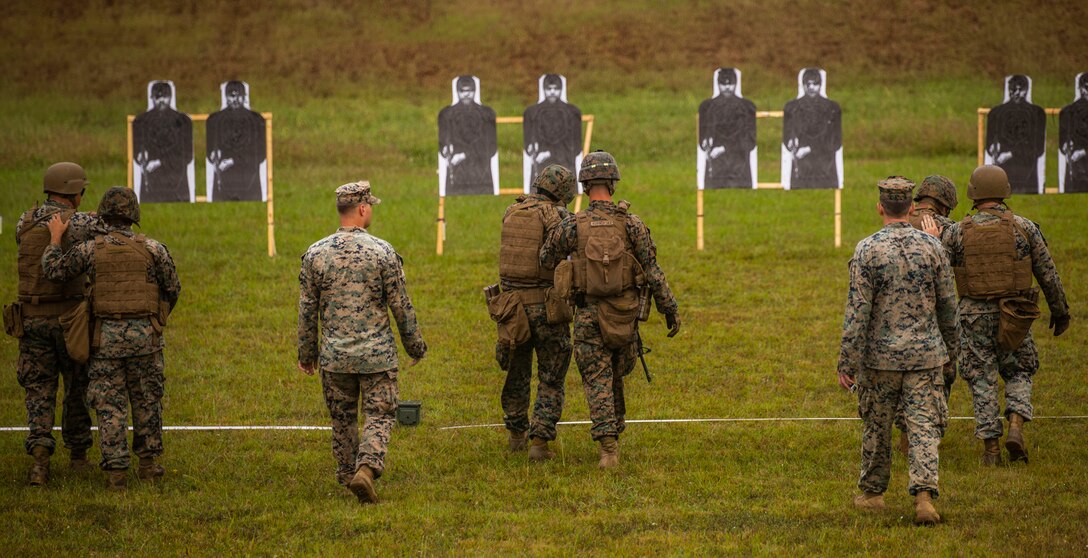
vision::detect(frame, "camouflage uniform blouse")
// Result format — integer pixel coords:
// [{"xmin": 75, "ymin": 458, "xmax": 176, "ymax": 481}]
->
[
  {"xmin": 838, "ymin": 222, "xmax": 959, "ymax": 377},
  {"xmin": 943, "ymin": 204, "xmax": 1069, "ymax": 317},
  {"xmin": 298, "ymin": 227, "xmax": 426, "ymax": 374},
  {"xmin": 539, "ymin": 199, "xmax": 678, "ymax": 316},
  {"xmin": 41, "ymin": 226, "xmax": 181, "ymax": 358},
  {"xmin": 16, "ymin": 199, "xmax": 103, "ymax": 248}
]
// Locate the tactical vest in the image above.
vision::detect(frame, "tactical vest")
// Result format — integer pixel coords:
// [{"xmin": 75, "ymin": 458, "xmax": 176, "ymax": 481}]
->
[
  {"xmin": 907, "ymin": 206, "xmax": 936, "ymax": 231},
  {"xmin": 17, "ymin": 207, "xmax": 84, "ymax": 312},
  {"xmin": 953, "ymin": 209, "xmax": 1034, "ymax": 299},
  {"xmin": 499, "ymin": 199, "xmax": 560, "ymax": 284},
  {"xmin": 572, "ymin": 203, "xmax": 643, "ymax": 298},
  {"xmin": 92, "ymin": 232, "xmax": 161, "ymax": 318}
]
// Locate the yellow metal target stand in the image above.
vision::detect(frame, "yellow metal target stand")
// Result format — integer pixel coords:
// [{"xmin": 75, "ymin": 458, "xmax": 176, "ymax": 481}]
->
[
  {"xmin": 436, "ymin": 114, "xmax": 595, "ymax": 255},
  {"xmin": 126, "ymin": 113, "xmax": 277, "ymax": 257},
  {"xmin": 696, "ymin": 111, "xmax": 843, "ymax": 250}
]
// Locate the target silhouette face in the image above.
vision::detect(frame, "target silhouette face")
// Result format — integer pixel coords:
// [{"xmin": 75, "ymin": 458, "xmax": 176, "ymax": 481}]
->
[
  {"xmin": 206, "ymin": 80, "xmax": 267, "ymax": 202},
  {"xmin": 698, "ymin": 67, "xmax": 757, "ymax": 189},
  {"xmin": 133, "ymin": 80, "xmax": 194, "ymax": 203},
  {"xmin": 523, "ymin": 74, "xmax": 582, "ymax": 192},
  {"xmin": 986, "ymin": 74, "xmax": 1046, "ymax": 194},
  {"xmin": 438, "ymin": 75, "xmax": 498, "ymax": 196},
  {"xmin": 1059, "ymin": 72, "xmax": 1088, "ymax": 193},
  {"xmin": 781, "ymin": 67, "xmax": 842, "ymax": 190}
]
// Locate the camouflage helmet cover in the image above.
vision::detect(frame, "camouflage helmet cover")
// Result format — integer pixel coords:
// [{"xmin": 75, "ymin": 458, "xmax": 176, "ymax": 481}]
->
[
  {"xmin": 98, "ymin": 186, "xmax": 141, "ymax": 224},
  {"xmin": 43, "ymin": 162, "xmax": 89, "ymax": 195},
  {"xmin": 967, "ymin": 165, "xmax": 1011, "ymax": 201},
  {"xmin": 915, "ymin": 175, "xmax": 958, "ymax": 211},
  {"xmin": 578, "ymin": 149, "xmax": 620, "ymax": 183},
  {"xmin": 533, "ymin": 164, "xmax": 576, "ymax": 204}
]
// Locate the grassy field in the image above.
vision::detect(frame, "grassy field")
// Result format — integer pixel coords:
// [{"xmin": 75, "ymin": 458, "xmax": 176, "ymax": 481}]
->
[{"xmin": 2, "ymin": 1, "xmax": 1087, "ymax": 555}]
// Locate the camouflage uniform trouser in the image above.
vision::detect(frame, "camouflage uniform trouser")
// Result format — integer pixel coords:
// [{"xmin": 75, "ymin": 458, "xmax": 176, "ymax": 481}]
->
[
  {"xmin": 87, "ymin": 352, "xmax": 165, "ymax": 470},
  {"xmin": 857, "ymin": 366, "xmax": 947, "ymax": 497},
  {"xmin": 499, "ymin": 302, "xmax": 572, "ymax": 441},
  {"xmin": 16, "ymin": 316, "xmax": 93, "ymax": 455},
  {"xmin": 321, "ymin": 370, "xmax": 398, "ymax": 484},
  {"xmin": 895, "ymin": 362, "xmax": 955, "ymax": 433},
  {"xmin": 959, "ymin": 312, "xmax": 1038, "ymax": 440},
  {"xmin": 573, "ymin": 304, "xmax": 638, "ymax": 441}
]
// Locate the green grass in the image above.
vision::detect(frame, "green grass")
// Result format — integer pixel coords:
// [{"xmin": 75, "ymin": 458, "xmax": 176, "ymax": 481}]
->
[{"xmin": 2, "ymin": 1, "xmax": 1088, "ymax": 556}]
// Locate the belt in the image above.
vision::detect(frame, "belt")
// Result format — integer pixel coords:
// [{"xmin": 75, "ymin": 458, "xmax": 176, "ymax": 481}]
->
[
  {"xmin": 19, "ymin": 299, "xmax": 81, "ymax": 317},
  {"xmin": 511, "ymin": 287, "xmax": 548, "ymax": 305}
]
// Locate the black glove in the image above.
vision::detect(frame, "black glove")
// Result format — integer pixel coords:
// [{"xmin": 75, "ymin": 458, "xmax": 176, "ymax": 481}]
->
[
  {"xmin": 665, "ymin": 312, "xmax": 680, "ymax": 338},
  {"xmin": 1050, "ymin": 314, "xmax": 1070, "ymax": 337}
]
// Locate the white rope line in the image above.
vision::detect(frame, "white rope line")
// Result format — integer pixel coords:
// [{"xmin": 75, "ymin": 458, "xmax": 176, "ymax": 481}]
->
[
  {"xmin": 437, "ymin": 415, "xmax": 1088, "ymax": 430},
  {"xmin": 1, "ymin": 415, "xmax": 1085, "ymax": 433}
]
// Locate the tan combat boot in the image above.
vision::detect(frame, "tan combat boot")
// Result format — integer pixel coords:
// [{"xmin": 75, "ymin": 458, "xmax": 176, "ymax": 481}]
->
[
  {"xmin": 28, "ymin": 446, "xmax": 51, "ymax": 486},
  {"xmin": 897, "ymin": 430, "xmax": 910, "ymax": 456},
  {"xmin": 981, "ymin": 438, "xmax": 1004, "ymax": 466},
  {"xmin": 508, "ymin": 430, "xmax": 528, "ymax": 452},
  {"xmin": 137, "ymin": 457, "xmax": 165, "ymax": 481},
  {"xmin": 348, "ymin": 466, "xmax": 379, "ymax": 504},
  {"xmin": 598, "ymin": 436, "xmax": 619, "ymax": 469},
  {"xmin": 106, "ymin": 470, "xmax": 127, "ymax": 491},
  {"xmin": 69, "ymin": 448, "xmax": 92, "ymax": 472},
  {"xmin": 1005, "ymin": 413, "xmax": 1028, "ymax": 463},
  {"xmin": 913, "ymin": 491, "xmax": 941, "ymax": 525},
  {"xmin": 528, "ymin": 438, "xmax": 555, "ymax": 462},
  {"xmin": 852, "ymin": 492, "xmax": 886, "ymax": 511}
]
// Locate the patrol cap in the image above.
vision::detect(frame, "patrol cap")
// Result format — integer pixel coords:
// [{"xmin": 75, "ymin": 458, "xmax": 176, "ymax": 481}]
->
[
  {"xmin": 336, "ymin": 181, "xmax": 381, "ymax": 206},
  {"xmin": 225, "ymin": 80, "xmax": 245, "ymax": 96},
  {"xmin": 877, "ymin": 175, "xmax": 915, "ymax": 202},
  {"xmin": 456, "ymin": 75, "xmax": 475, "ymax": 91}
]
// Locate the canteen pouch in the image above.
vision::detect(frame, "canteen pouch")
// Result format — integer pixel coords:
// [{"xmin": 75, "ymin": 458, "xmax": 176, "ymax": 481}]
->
[
  {"xmin": 3, "ymin": 302, "xmax": 24, "ymax": 338},
  {"xmin": 553, "ymin": 260, "xmax": 573, "ymax": 301},
  {"xmin": 544, "ymin": 287, "xmax": 573, "ymax": 325},
  {"xmin": 596, "ymin": 290, "xmax": 640, "ymax": 349},
  {"xmin": 58, "ymin": 300, "xmax": 91, "ymax": 364},
  {"xmin": 997, "ymin": 296, "xmax": 1041, "ymax": 352},
  {"xmin": 488, "ymin": 291, "xmax": 530, "ymax": 348}
]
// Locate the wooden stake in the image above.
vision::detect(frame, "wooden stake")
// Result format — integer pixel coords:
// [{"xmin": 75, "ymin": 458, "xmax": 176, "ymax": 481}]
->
[
  {"xmin": 436, "ymin": 196, "xmax": 445, "ymax": 255},
  {"xmin": 264, "ymin": 113, "xmax": 276, "ymax": 257},
  {"xmin": 126, "ymin": 115, "xmax": 135, "ymax": 189},
  {"xmin": 834, "ymin": 188, "xmax": 842, "ymax": 248},
  {"xmin": 696, "ymin": 189, "xmax": 704, "ymax": 251},
  {"xmin": 977, "ymin": 108, "xmax": 986, "ymax": 167}
]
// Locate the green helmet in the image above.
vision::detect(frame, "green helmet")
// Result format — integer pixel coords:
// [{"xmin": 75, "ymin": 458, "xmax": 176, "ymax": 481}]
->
[
  {"xmin": 967, "ymin": 165, "xmax": 1011, "ymax": 201},
  {"xmin": 43, "ymin": 162, "xmax": 89, "ymax": 195},
  {"xmin": 578, "ymin": 150, "xmax": 620, "ymax": 184},
  {"xmin": 915, "ymin": 175, "xmax": 958, "ymax": 211},
  {"xmin": 533, "ymin": 164, "xmax": 576, "ymax": 205},
  {"xmin": 98, "ymin": 186, "xmax": 141, "ymax": 224}
]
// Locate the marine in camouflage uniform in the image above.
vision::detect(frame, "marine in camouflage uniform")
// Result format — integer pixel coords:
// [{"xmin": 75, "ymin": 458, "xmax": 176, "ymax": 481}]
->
[
  {"xmin": 298, "ymin": 181, "xmax": 426, "ymax": 504},
  {"xmin": 41, "ymin": 186, "xmax": 181, "ymax": 490},
  {"xmin": 540, "ymin": 151, "xmax": 680, "ymax": 468},
  {"xmin": 941, "ymin": 165, "xmax": 1070, "ymax": 465},
  {"xmin": 893, "ymin": 175, "xmax": 961, "ymax": 448},
  {"xmin": 10, "ymin": 162, "xmax": 101, "ymax": 484},
  {"xmin": 838, "ymin": 177, "xmax": 958, "ymax": 524},
  {"xmin": 496, "ymin": 165, "xmax": 575, "ymax": 461}
]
